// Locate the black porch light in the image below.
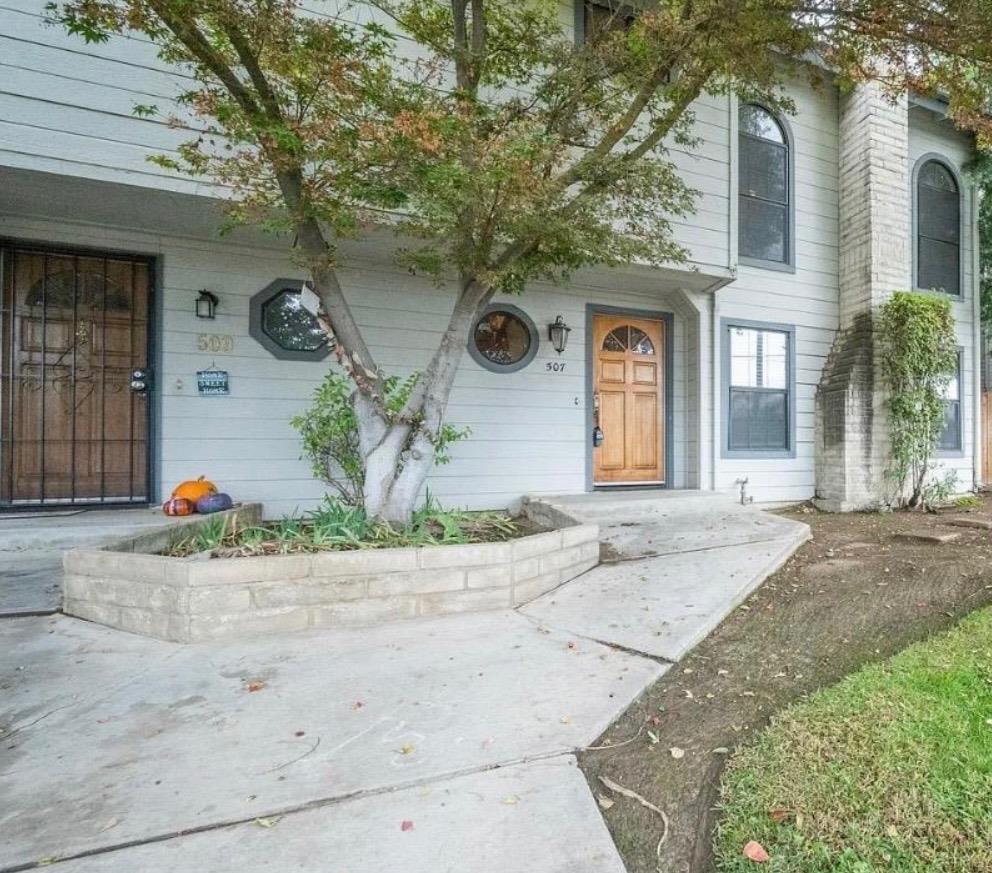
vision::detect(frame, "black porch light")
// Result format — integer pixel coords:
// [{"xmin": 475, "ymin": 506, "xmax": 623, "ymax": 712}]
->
[
  {"xmin": 548, "ymin": 314, "xmax": 571, "ymax": 354},
  {"xmin": 195, "ymin": 290, "xmax": 219, "ymax": 320}
]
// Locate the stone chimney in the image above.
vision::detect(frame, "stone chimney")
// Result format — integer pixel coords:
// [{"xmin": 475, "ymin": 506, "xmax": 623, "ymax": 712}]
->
[{"xmin": 814, "ymin": 81, "xmax": 911, "ymax": 510}]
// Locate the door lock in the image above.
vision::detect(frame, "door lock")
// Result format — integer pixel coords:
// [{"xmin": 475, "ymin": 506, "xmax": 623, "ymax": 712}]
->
[{"xmin": 129, "ymin": 368, "xmax": 151, "ymax": 394}]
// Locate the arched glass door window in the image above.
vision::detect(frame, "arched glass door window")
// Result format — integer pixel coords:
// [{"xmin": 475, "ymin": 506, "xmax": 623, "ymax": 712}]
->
[
  {"xmin": 738, "ymin": 103, "xmax": 792, "ymax": 267},
  {"xmin": 916, "ymin": 159, "xmax": 961, "ymax": 294}
]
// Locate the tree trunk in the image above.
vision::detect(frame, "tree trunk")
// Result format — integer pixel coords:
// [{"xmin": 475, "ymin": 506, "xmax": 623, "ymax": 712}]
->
[{"xmin": 360, "ymin": 278, "xmax": 493, "ymax": 525}]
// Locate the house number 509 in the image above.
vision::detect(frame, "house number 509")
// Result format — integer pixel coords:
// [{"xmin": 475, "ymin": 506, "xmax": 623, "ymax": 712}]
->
[
  {"xmin": 546, "ymin": 362, "xmax": 566, "ymax": 372},
  {"xmin": 197, "ymin": 333, "xmax": 234, "ymax": 353}
]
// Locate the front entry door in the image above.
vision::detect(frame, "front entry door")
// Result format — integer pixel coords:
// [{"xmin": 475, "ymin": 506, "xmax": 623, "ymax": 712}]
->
[
  {"xmin": 592, "ymin": 313, "xmax": 665, "ymax": 485},
  {"xmin": 0, "ymin": 244, "xmax": 152, "ymax": 506}
]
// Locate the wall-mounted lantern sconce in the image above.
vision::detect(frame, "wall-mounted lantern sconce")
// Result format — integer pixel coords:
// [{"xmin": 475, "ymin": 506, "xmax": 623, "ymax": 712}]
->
[
  {"xmin": 195, "ymin": 290, "xmax": 219, "ymax": 320},
  {"xmin": 548, "ymin": 314, "xmax": 571, "ymax": 354}
]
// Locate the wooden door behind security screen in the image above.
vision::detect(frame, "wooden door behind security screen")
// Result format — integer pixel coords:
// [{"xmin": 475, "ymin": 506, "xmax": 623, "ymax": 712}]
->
[
  {"xmin": 0, "ymin": 245, "xmax": 151, "ymax": 506},
  {"xmin": 592, "ymin": 314, "xmax": 665, "ymax": 484}
]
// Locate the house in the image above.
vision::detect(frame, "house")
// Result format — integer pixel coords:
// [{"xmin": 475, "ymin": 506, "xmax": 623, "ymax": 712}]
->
[{"xmin": 0, "ymin": 0, "xmax": 981, "ymax": 518}]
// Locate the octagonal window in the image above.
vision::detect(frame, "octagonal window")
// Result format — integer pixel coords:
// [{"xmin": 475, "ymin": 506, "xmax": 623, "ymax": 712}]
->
[{"xmin": 249, "ymin": 279, "xmax": 331, "ymax": 361}]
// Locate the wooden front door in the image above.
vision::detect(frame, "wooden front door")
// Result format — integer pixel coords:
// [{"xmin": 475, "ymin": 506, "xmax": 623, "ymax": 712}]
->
[
  {"xmin": 0, "ymin": 244, "xmax": 152, "ymax": 506},
  {"xmin": 592, "ymin": 313, "xmax": 665, "ymax": 484}
]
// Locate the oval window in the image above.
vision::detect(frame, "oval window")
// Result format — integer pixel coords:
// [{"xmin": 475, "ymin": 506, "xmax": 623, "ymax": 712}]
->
[{"xmin": 468, "ymin": 305, "xmax": 539, "ymax": 373}]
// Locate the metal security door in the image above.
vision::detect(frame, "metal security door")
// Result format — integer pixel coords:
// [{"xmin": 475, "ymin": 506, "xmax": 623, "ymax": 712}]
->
[{"xmin": 0, "ymin": 243, "xmax": 152, "ymax": 507}]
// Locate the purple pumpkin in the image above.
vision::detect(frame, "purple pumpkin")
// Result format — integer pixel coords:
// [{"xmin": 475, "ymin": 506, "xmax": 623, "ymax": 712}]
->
[{"xmin": 196, "ymin": 492, "xmax": 234, "ymax": 514}]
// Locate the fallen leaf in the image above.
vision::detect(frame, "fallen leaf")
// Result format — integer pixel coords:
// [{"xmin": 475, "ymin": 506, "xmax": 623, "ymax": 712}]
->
[
  {"xmin": 669, "ymin": 747, "xmax": 685, "ymax": 759},
  {"xmin": 245, "ymin": 681, "xmax": 266, "ymax": 693},
  {"xmin": 597, "ymin": 794, "xmax": 615, "ymax": 810},
  {"xmin": 647, "ymin": 730, "xmax": 660, "ymax": 745},
  {"xmin": 743, "ymin": 840, "xmax": 770, "ymax": 862},
  {"xmin": 255, "ymin": 816, "xmax": 281, "ymax": 828},
  {"xmin": 401, "ymin": 820, "xmax": 414, "ymax": 832},
  {"xmin": 398, "ymin": 744, "xmax": 415, "ymax": 755},
  {"xmin": 352, "ymin": 701, "xmax": 364, "ymax": 710},
  {"xmin": 502, "ymin": 795, "xmax": 520, "ymax": 805},
  {"xmin": 768, "ymin": 807, "xmax": 791, "ymax": 824},
  {"xmin": 560, "ymin": 715, "xmax": 572, "ymax": 725},
  {"xmin": 294, "ymin": 730, "xmax": 305, "ymax": 737}
]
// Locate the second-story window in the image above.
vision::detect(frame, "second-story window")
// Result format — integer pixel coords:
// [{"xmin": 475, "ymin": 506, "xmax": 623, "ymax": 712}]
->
[
  {"xmin": 916, "ymin": 159, "xmax": 961, "ymax": 295},
  {"xmin": 577, "ymin": 0, "xmax": 636, "ymax": 45},
  {"xmin": 738, "ymin": 103, "xmax": 791, "ymax": 267}
]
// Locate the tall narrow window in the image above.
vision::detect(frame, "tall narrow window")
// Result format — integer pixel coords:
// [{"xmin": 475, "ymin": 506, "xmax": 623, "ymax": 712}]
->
[
  {"xmin": 938, "ymin": 352, "xmax": 963, "ymax": 452},
  {"xmin": 724, "ymin": 323, "xmax": 793, "ymax": 455},
  {"xmin": 738, "ymin": 104, "xmax": 791, "ymax": 267},
  {"xmin": 917, "ymin": 159, "xmax": 961, "ymax": 294}
]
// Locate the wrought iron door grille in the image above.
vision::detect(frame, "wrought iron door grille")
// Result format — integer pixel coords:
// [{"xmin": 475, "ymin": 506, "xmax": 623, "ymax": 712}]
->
[{"xmin": 0, "ymin": 243, "xmax": 153, "ymax": 508}]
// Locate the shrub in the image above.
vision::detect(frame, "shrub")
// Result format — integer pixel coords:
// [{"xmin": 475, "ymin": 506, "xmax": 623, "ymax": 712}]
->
[
  {"xmin": 877, "ymin": 292, "xmax": 959, "ymax": 509},
  {"xmin": 291, "ymin": 371, "xmax": 468, "ymax": 507}
]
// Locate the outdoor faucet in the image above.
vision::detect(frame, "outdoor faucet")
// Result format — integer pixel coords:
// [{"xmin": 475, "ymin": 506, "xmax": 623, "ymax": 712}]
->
[{"xmin": 735, "ymin": 477, "xmax": 754, "ymax": 506}]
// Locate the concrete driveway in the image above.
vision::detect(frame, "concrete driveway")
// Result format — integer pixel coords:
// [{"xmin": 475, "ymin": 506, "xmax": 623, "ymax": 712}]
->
[{"xmin": 0, "ymin": 493, "xmax": 808, "ymax": 872}]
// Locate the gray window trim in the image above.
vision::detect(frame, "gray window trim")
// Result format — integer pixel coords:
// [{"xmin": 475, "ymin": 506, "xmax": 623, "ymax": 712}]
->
[
  {"xmin": 737, "ymin": 103, "xmax": 796, "ymax": 273},
  {"xmin": 249, "ymin": 278, "xmax": 332, "ymax": 361},
  {"xmin": 467, "ymin": 303, "xmax": 540, "ymax": 373},
  {"xmin": 721, "ymin": 318, "xmax": 797, "ymax": 459},
  {"xmin": 912, "ymin": 153, "xmax": 965, "ymax": 299},
  {"xmin": 937, "ymin": 347, "xmax": 965, "ymax": 457},
  {"xmin": 584, "ymin": 304, "xmax": 674, "ymax": 492}
]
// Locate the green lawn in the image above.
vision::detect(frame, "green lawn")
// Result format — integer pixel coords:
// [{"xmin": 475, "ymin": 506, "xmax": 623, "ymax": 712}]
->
[{"xmin": 714, "ymin": 608, "xmax": 992, "ymax": 872}]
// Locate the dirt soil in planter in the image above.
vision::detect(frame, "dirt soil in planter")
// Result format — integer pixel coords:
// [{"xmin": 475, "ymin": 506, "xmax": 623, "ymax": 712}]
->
[{"xmin": 579, "ymin": 497, "xmax": 992, "ymax": 873}]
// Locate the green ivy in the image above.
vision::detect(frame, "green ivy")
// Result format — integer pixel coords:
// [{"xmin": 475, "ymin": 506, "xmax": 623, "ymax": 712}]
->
[
  {"xmin": 877, "ymin": 292, "xmax": 959, "ymax": 509},
  {"xmin": 290, "ymin": 371, "xmax": 468, "ymax": 507}
]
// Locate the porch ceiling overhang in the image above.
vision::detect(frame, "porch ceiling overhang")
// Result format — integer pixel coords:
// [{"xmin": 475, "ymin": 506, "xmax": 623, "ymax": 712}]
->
[
  {"xmin": 0, "ymin": 166, "xmax": 241, "ymax": 242},
  {"xmin": 568, "ymin": 259, "xmax": 737, "ymax": 298},
  {"xmin": 2, "ymin": 166, "xmax": 738, "ymax": 298}
]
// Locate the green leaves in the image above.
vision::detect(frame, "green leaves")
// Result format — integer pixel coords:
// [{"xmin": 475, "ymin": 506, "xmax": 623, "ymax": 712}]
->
[
  {"xmin": 878, "ymin": 292, "xmax": 959, "ymax": 508},
  {"xmin": 290, "ymin": 369, "xmax": 468, "ymax": 506}
]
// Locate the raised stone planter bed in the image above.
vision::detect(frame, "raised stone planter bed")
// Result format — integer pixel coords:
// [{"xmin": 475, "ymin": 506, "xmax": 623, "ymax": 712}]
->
[{"xmin": 62, "ymin": 512, "xmax": 599, "ymax": 642}]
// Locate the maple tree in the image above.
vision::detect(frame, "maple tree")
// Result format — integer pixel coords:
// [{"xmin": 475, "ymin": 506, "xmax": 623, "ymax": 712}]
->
[{"xmin": 51, "ymin": 0, "xmax": 992, "ymax": 522}]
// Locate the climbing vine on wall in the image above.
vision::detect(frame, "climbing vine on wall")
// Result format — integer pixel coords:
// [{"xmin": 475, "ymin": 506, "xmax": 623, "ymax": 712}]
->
[{"xmin": 878, "ymin": 292, "xmax": 959, "ymax": 509}]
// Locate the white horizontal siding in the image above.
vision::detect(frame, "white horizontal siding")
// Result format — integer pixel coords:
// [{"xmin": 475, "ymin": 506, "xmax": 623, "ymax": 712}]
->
[
  {"xmin": 0, "ymin": 209, "xmax": 698, "ymax": 516},
  {"xmin": 714, "ymin": 77, "xmax": 841, "ymax": 503},
  {"xmin": 0, "ymin": 0, "xmax": 730, "ymax": 271}
]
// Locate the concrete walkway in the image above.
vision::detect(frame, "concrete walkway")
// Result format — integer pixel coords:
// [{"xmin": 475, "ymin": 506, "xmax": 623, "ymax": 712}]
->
[
  {"xmin": 0, "ymin": 493, "xmax": 808, "ymax": 872},
  {"xmin": 0, "ymin": 509, "xmax": 187, "ymax": 615}
]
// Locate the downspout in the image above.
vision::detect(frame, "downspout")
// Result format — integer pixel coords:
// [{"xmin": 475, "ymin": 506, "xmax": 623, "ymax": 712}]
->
[
  {"xmin": 972, "ymin": 183, "xmax": 982, "ymax": 489},
  {"xmin": 714, "ymin": 93, "xmax": 741, "ymax": 490},
  {"xmin": 711, "ymin": 286, "xmax": 720, "ymax": 490}
]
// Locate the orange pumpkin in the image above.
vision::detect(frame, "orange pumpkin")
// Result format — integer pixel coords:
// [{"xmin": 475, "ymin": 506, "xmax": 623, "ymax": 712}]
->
[
  {"xmin": 171, "ymin": 476, "xmax": 217, "ymax": 504},
  {"xmin": 163, "ymin": 496, "xmax": 195, "ymax": 516}
]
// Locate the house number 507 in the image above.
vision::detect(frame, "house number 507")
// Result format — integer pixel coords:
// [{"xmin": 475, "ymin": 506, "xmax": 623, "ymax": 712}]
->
[{"xmin": 546, "ymin": 362, "xmax": 566, "ymax": 372}]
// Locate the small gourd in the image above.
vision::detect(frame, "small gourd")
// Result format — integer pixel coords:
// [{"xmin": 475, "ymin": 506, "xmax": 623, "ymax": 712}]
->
[
  {"xmin": 196, "ymin": 492, "xmax": 234, "ymax": 515},
  {"xmin": 172, "ymin": 476, "xmax": 217, "ymax": 504},
  {"xmin": 163, "ymin": 496, "xmax": 195, "ymax": 517}
]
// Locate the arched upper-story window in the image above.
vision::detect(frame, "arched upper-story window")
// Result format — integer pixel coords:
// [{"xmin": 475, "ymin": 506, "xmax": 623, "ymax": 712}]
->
[
  {"xmin": 915, "ymin": 157, "xmax": 962, "ymax": 295},
  {"xmin": 738, "ymin": 103, "xmax": 794, "ymax": 269}
]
